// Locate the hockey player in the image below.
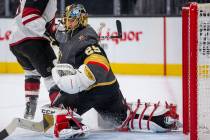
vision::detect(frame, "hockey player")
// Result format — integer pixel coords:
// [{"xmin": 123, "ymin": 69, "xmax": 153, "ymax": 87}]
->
[
  {"xmin": 9, "ymin": 0, "xmax": 60, "ymax": 120},
  {"xmin": 52, "ymin": 3, "xmax": 127, "ymax": 123},
  {"xmin": 44, "ymin": 4, "xmax": 181, "ymax": 138}
]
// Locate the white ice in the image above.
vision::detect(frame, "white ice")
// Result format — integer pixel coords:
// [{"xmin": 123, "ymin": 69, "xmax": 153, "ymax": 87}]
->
[{"xmin": 0, "ymin": 74, "xmax": 187, "ymax": 140}]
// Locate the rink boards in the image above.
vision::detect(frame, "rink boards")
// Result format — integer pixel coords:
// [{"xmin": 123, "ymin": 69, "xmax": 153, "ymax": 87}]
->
[{"xmin": 0, "ymin": 17, "xmax": 182, "ymax": 76}]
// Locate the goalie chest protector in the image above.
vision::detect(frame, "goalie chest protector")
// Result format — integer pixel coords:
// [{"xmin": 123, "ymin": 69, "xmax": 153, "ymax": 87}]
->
[{"xmin": 57, "ymin": 25, "xmax": 99, "ymax": 68}]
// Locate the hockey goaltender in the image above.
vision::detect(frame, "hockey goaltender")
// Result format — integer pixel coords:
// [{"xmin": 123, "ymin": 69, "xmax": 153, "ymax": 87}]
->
[{"xmin": 45, "ymin": 3, "xmax": 181, "ymax": 139}]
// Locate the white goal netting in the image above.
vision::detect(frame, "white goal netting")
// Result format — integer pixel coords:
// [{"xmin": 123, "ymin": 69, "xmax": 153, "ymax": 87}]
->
[{"xmin": 197, "ymin": 3, "xmax": 210, "ymax": 137}]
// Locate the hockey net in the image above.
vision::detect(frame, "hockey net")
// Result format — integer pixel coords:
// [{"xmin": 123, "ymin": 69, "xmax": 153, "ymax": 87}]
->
[{"xmin": 182, "ymin": 2, "xmax": 210, "ymax": 140}]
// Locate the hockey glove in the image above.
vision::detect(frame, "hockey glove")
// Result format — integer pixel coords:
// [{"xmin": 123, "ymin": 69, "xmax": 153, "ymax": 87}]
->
[{"xmin": 52, "ymin": 64, "xmax": 95, "ymax": 94}]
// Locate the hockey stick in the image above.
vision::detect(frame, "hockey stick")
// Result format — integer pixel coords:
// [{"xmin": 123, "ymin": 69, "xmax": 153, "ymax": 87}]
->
[
  {"xmin": 0, "ymin": 118, "xmax": 49, "ymax": 139},
  {"xmin": 100, "ymin": 20, "xmax": 122, "ymax": 39}
]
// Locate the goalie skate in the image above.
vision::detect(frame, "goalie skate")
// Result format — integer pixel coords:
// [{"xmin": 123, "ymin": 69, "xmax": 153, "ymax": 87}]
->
[{"xmin": 41, "ymin": 104, "xmax": 89, "ymax": 139}]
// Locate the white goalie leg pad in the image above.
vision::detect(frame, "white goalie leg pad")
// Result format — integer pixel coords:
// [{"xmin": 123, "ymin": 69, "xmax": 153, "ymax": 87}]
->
[
  {"xmin": 52, "ymin": 64, "xmax": 96, "ymax": 94},
  {"xmin": 130, "ymin": 120, "xmax": 169, "ymax": 132},
  {"xmin": 119, "ymin": 100, "xmax": 180, "ymax": 132},
  {"xmin": 41, "ymin": 104, "xmax": 89, "ymax": 139}
]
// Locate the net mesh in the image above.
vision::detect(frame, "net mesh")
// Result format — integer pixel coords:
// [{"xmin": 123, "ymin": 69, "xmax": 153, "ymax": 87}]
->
[{"xmin": 198, "ymin": 4, "xmax": 210, "ymax": 135}]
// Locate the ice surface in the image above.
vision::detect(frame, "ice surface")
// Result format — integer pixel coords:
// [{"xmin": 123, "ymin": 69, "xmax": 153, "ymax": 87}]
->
[
  {"xmin": 0, "ymin": 74, "xmax": 186, "ymax": 140},
  {"xmin": 6, "ymin": 131, "xmax": 186, "ymax": 140}
]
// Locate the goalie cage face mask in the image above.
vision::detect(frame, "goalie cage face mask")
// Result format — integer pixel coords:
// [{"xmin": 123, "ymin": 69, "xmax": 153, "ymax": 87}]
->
[{"xmin": 62, "ymin": 4, "xmax": 88, "ymax": 32}]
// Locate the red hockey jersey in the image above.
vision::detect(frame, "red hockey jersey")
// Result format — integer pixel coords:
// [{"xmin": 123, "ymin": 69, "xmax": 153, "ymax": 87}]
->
[{"xmin": 10, "ymin": 0, "xmax": 57, "ymax": 46}]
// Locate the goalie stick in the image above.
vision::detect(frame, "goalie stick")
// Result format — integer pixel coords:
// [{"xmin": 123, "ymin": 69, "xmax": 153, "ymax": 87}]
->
[{"xmin": 0, "ymin": 117, "xmax": 53, "ymax": 140}]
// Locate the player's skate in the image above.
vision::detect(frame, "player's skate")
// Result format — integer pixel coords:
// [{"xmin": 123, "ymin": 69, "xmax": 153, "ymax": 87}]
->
[
  {"xmin": 118, "ymin": 100, "xmax": 181, "ymax": 132},
  {"xmin": 24, "ymin": 95, "xmax": 38, "ymax": 120},
  {"xmin": 41, "ymin": 104, "xmax": 89, "ymax": 139}
]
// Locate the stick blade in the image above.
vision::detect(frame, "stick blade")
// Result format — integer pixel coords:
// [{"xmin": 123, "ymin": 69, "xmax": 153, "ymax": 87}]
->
[
  {"xmin": 0, "ymin": 129, "xmax": 9, "ymax": 140},
  {"xmin": 116, "ymin": 20, "xmax": 122, "ymax": 38}
]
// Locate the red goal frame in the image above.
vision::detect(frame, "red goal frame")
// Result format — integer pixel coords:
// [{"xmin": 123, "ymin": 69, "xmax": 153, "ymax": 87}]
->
[{"xmin": 182, "ymin": 2, "xmax": 198, "ymax": 140}]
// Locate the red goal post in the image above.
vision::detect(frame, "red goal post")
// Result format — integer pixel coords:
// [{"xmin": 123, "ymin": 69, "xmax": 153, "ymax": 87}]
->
[{"xmin": 182, "ymin": 2, "xmax": 210, "ymax": 140}]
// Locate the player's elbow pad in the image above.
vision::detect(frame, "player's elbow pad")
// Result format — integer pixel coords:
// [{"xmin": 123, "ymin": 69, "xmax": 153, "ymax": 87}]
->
[
  {"xmin": 53, "ymin": 64, "xmax": 96, "ymax": 94},
  {"xmin": 22, "ymin": 16, "xmax": 46, "ymax": 36}
]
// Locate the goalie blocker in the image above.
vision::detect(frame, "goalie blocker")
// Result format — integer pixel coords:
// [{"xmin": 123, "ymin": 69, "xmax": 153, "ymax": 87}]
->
[{"xmin": 41, "ymin": 104, "xmax": 89, "ymax": 139}]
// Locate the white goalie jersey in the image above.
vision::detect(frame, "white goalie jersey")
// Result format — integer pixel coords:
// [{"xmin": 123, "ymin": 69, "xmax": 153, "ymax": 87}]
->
[{"xmin": 9, "ymin": 0, "xmax": 57, "ymax": 46}]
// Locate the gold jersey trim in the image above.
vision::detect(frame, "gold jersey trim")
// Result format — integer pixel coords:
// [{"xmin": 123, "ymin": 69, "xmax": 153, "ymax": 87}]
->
[
  {"xmin": 88, "ymin": 78, "xmax": 117, "ymax": 90},
  {"xmin": 84, "ymin": 54, "xmax": 110, "ymax": 71}
]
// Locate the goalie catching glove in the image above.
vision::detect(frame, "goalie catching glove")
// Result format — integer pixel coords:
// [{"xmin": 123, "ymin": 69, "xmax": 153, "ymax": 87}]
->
[{"xmin": 52, "ymin": 64, "xmax": 96, "ymax": 94}]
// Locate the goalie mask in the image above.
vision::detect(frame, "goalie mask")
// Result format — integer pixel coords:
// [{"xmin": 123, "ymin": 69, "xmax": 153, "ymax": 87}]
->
[{"xmin": 62, "ymin": 4, "xmax": 88, "ymax": 32}]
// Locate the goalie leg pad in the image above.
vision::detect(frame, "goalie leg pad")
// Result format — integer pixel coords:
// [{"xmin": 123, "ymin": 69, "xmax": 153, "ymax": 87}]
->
[{"xmin": 118, "ymin": 100, "xmax": 180, "ymax": 132}]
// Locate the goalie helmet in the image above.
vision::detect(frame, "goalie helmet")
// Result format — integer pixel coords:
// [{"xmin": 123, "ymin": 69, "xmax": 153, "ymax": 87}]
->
[{"xmin": 62, "ymin": 4, "xmax": 88, "ymax": 32}]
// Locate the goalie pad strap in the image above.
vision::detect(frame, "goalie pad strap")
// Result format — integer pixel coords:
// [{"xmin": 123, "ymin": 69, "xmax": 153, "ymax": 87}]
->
[
  {"xmin": 147, "ymin": 102, "xmax": 160, "ymax": 130},
  {"xmin": 67, "ymin": 111, "xmax": 83, "ymax": 131},
  {"xmin": 131, "ymin": 99, "xmax": 141, "ymax": 129},
  {"xmin": 139, "ymin": 103, "xmax": 149, "ymax": 129}
]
